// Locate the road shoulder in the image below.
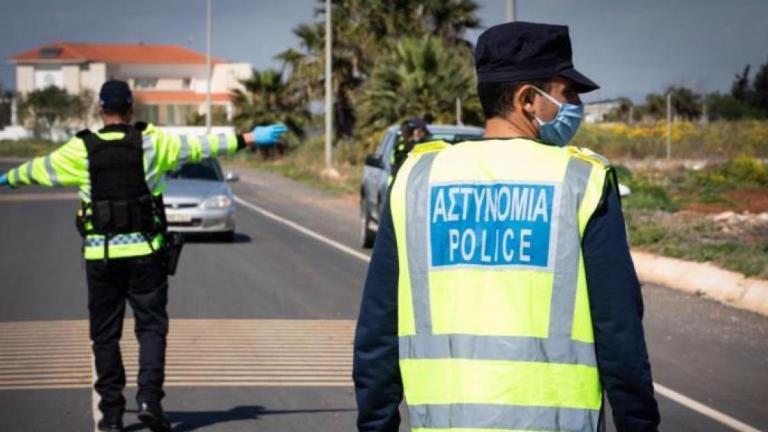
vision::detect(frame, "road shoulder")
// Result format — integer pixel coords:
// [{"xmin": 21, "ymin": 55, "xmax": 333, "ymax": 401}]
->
[{"xmin": 226, "ymin": 162, "xmax": 768, "ymax": 317}]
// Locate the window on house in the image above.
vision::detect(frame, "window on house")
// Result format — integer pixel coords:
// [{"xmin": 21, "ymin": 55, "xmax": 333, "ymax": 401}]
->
[
  {"xmin": 40, "ymin": 47, "xmax": 62, "ymax": 58},
  {"xmin": 167, "ymin": 105, "xmax": 176, "ymax": 125},
  {"xmin": 33, "ymin": 67, "xmax": 63, "ymax": 90},
  {"xmin": 134, "ymin": 78, "xmax": 158, "ymax": 89},
  {"xmin": 182, "ymin": 78, "xmax": 191, "ymax": 90},
  {"xmin": 136, "ymin": 104, "xmax": 159, "ymax": 124}
]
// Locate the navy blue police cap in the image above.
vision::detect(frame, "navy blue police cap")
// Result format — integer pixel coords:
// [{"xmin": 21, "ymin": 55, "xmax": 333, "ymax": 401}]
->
[
  {"xmin": 99, "ymin": 80, "xmax": 133, "ymax": 111},
  {"xmin": 402, "ymin": 117, "xmax": 430, "ymax": 136},
  {"xmin": 474, "ymin": 22, "xmax": 599, "ymax": 93},
  {"xmin": 409, "ymin": 117, "xmax": 430, "ymax": 132}
]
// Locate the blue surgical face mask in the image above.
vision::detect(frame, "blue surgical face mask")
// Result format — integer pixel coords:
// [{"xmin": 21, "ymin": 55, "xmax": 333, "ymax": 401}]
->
[{"xmin": 533, "ymin": 87, "xmax": 583, "ymax": 147}]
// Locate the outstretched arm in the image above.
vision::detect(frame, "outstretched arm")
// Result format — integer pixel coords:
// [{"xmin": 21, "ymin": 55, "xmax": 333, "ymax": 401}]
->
[
  {"xmin": 3, "ymin": 137, "xmax": 88, "ymax": 188},
  {"xmin": 150, "ymin": 124, "xmax": 287, "ymax": 174}
]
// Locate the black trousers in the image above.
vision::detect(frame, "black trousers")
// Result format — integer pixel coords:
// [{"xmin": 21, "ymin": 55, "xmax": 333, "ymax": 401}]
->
[{"xmin": 86, "ymin": 252, "xmax": 168, "ymax": 416}]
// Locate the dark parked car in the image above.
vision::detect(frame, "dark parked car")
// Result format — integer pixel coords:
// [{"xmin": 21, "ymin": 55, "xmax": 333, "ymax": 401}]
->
[{"xmin": 359, "ymin": 124, "xmax": 484, "ymax": 248}]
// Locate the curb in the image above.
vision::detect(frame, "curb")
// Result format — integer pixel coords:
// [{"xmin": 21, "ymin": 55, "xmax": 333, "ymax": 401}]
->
[{"xmin": 632, "ymin": 251, "xmax": 768, "ymax": 317}]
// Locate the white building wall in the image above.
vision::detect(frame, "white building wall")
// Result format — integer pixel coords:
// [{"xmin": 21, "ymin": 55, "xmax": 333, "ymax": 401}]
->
[
  {"xmin": 81, "ymin": 62, "xmax": 107, "ymax": 94},
  {"xmin": 15, "ymin": 60, "xmax": 250, "ymax": 96},
  {"xmin": 62, "ymin": 64, "xmax": 80, "ymax": 94},
  {"xmin": 33, "ymin": 65, "xmax": 63, "ymax": 90},
  {"xmin": 155, "ymin": 78, "xmax": 185, "ymax": 91},
  {"xmin": 211, "ymin": 63, "xmax": 251, "ymax": 93},
  {"xmin": 113, "ymin": 64, "xmax": 207, "ymax": 81},
  {"xmin": 16, "ymin": 65, "xmax": 35, "ymax": 94}
]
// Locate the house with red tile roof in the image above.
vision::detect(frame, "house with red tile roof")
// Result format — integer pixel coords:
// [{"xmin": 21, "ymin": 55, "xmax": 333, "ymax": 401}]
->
[{"xmin": 10, "ymin": 42, "xmax": 251, "ymax": 126}]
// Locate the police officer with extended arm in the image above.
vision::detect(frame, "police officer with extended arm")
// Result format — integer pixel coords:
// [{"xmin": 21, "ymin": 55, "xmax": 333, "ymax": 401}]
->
[
  {"xmin": 353, "ymin": 22, "xmax": 660, "ymax": 432},
  {"xmin": 0, "ymin": 80, "xmax": 286, "ymax": 432}
]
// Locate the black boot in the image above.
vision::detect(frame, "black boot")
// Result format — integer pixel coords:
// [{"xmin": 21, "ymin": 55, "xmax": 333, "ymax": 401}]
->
[
  {"xmin": 137, "ymin": 401, "xmax": 171, "ymax": 432},
  {"xmin": 97, "ymin": 414, "xmax": 124, "ymax": 432}
]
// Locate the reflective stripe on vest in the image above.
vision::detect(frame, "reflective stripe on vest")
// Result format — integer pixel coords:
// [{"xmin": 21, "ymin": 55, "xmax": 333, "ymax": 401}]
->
[
  {"xmin": 391, "ymin": 140, "xmax": 607, "ymax": 432},
  {"xmin": 83, "ymin": 233, "xmax": 164, "ymax": 260}
]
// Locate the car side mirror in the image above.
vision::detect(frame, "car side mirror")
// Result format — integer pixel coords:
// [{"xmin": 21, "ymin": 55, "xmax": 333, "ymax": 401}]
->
[
  {"xmin": 364, "ymin": 153, "xmax": 385, "ymax": 169},
  {"xmin": 225, "ymin": 172, "xmax": 240, "ymax": 182},
  {"xmin": 618, "ymin": 183, "xmax": 631, "ymax": 198}
]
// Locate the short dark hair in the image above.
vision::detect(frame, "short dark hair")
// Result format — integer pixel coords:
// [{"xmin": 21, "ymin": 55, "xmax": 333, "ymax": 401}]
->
[
  {"xmin": 101, "ymin": 104, "xmax": 132, "ymax": 117},
  {"xmin": 478, "ymin": 80, "xmax": 549, "ymax": 120}
]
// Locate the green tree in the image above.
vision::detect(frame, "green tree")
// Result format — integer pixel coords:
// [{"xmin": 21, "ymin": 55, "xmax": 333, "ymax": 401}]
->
[
  {"xmin": 19, "ymin": 86, "xmax": 91, "ymax": 138},
  {"xmin": 752, "ymin": 57, "xmax": 768, "ymax": 112},
  {"xmin": 0, "ymin": 83, "xmax": 13, "ymax": 128},
  {"xmin": 604, "ymin": 97, "xmax": 634, "ymax": 122},
  {"xmin": 705, "ymin": 93, "xmax": 761, "ymax": 120},
  {"xmin": 231, "ymin": 69, "xmax": 310, "ymax": 138},
  {"xmin": 668, "ymin": 86, "xmax": 702, "ymax": 120},
  {"xmin": 731, "ymin": 65, "xmax": 752, "ymax": 102},
  {"xmin": 359, "ymin": 36, "xmax": 480, "ymax": 135},
  {"xmin": 642, "ymin": 87, "xmax": 701, "ymax": 121},
  {"xmin": 643, "ymin": 93, "xmax": 666, "ymax": 119}
]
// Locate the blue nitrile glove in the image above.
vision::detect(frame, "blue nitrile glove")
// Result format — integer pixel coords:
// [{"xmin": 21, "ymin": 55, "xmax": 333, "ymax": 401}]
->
[
  {"xmin": 252, "ymin": 123, "xmax": 288, "ymax": 147},
  {"xmin": 0, "ymin": 173, "xmax": 8, "ymax": 187}
]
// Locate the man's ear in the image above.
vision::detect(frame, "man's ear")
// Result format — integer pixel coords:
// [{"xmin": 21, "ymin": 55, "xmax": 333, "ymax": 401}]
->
[{"xmin": 517, "ymin": 84, "xmax": 537, "ymax": 116}]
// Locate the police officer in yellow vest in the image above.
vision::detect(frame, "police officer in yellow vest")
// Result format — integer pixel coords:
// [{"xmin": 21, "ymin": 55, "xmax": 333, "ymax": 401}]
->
[
  {"xmin": 0, "ymin": 80, "xmax": 287, "ymax": 432},
  {"xmin": 353, "ymin": 22, "xmax": 660, "ymax": 432}
]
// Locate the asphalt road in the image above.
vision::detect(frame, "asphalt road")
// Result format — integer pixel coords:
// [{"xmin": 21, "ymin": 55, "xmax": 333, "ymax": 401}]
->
[{"xmin": 0, "ymin": 160, "xmax": 766, "ymax": 431}]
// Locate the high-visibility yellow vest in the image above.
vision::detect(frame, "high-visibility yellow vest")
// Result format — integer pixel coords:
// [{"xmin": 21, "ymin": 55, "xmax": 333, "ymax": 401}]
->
[
  {"xmin": 390, "ymin": 138, "xmax": 611, "ymax": 432},
  {"xmin": 7, "ymin": 124, "xmax": 240, "ymax": 260}
]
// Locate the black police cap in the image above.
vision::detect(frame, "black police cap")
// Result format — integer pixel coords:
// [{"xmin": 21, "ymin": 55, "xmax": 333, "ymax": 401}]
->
[
  {"xmin": 474, "ymin": 21, "xmax": 599, "ymax": 93},
  {"xmin": 99, "ymin": 80, "xmax": 133, "ymax": 111}
]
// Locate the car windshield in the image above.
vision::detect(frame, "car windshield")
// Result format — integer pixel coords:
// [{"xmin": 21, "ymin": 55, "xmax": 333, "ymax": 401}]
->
[
  {"xmin": 396, "ymin": 130, "xmax": 483, "ymax": 143},
  {"xmin": 168, "ymin": 159, "xmax": 223, "ymax": 182},
  {"xmin": 431, "ymin": 132, "xmax": 483, "ymax": 142}
]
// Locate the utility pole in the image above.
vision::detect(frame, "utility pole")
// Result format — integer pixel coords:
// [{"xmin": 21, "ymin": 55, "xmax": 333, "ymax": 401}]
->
[
  {"xmin": 205, "ymin": 0, "xmax": 212, "ymax": 134},
  {"xmin": 666, "ymin": 92, "xmax": 672, "ymax": 160},
  {"xmin": 456, "ymin": 97, "xmax": 463, "ymax": 125},
  {"xmin": 701, "ymin": 101, "xmax": 709, "ymax": 126},
  {"xmin": 506, "ymin": 0, "xmax": 516, "ymax": 22},
  {"xmin": 323, "ymin": 0, "xmax": 334, "ymax": 172}
]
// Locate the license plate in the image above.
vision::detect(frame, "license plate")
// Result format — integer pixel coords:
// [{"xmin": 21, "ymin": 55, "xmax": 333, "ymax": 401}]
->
[{"xmin": 167, "ymin": 214, "xmax": 192, "ymax": 223}]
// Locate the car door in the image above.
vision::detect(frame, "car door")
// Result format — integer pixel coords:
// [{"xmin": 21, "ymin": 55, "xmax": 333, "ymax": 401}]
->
[
  {"xmin": 363, "ymin": 132, "xmax": 389, "ymax": 219},
  {"xmin": 373, "ymin": 131, "xmax": 397, "ymax": 221}
]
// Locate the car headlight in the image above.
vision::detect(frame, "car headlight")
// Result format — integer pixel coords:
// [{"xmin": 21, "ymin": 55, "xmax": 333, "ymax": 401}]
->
[{"xmin": 201, "ymin": 195, "xmax": 233, "ymax": 209}]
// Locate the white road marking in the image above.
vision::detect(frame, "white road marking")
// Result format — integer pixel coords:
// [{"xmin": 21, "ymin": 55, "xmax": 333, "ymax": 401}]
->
[
  {"xmin": 0, "ymin": 318, "xmax": 353, "ymax": 431},
  {"xmin": 654, "ymin": 384, "xmax": 761, "ymax": 432},
  {"xmin": 91, "ymin": 356, "xmax": 100, "ymax": 432},
  {"xmin": 0, "ymin": 319, "xmax": 354, "ymax": 391},
  {"xmin": 233, "ymin": 195, "xmax": 370, "ymax": 262},
  {"xmin": 0, "ymin": 192, "xmax": 79, "ymax": 202},
  {"xmin": 234, "ymin": 194, "xmax": 764, "ymax": 432}
]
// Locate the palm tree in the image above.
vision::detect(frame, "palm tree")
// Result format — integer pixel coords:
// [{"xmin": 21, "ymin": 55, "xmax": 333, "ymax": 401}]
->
[
  {"xmin": 231, "ymin": 69, "xmax": 310, "ymax": 138},
  {"xmin": 359, "ymin": 36, "xmax": 481, "ymax": 135},
  {"xmin": 276, "ymin": 0, "xmax": 482, "ymax": 139}
]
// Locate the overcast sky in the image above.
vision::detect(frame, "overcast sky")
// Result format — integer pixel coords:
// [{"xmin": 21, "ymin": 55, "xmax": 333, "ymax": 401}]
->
[{"xmin": 1, "ymin": 0, "xmax": 766, "ymax": 102}]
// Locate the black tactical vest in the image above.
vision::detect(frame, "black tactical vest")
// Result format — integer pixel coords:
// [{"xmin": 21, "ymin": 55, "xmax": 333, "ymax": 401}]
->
[{"xmin": 76, "ymin": 124, "xmax": 166, "ymax": 259}]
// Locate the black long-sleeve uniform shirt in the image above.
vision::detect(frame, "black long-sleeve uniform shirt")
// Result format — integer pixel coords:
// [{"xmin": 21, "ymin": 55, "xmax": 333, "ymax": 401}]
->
[{"xmin": 353, "ymin": 178, "xmax": 661, "ymax": 432}]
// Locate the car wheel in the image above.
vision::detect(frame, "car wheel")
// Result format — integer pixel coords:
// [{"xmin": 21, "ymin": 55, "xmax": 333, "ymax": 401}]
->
[{"xmin": 360, "ymin": 202, "xmax": 376, "ymax": 249}]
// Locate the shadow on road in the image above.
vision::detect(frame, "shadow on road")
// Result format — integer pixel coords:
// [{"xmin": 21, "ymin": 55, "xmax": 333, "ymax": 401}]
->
[
  {"xmin": 181, "ymin": 232, "xmax": 252, "ymax": 244},
  {"xmin": 123, "ymin": 405, "xmax": 356, "ymax": 431}
]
